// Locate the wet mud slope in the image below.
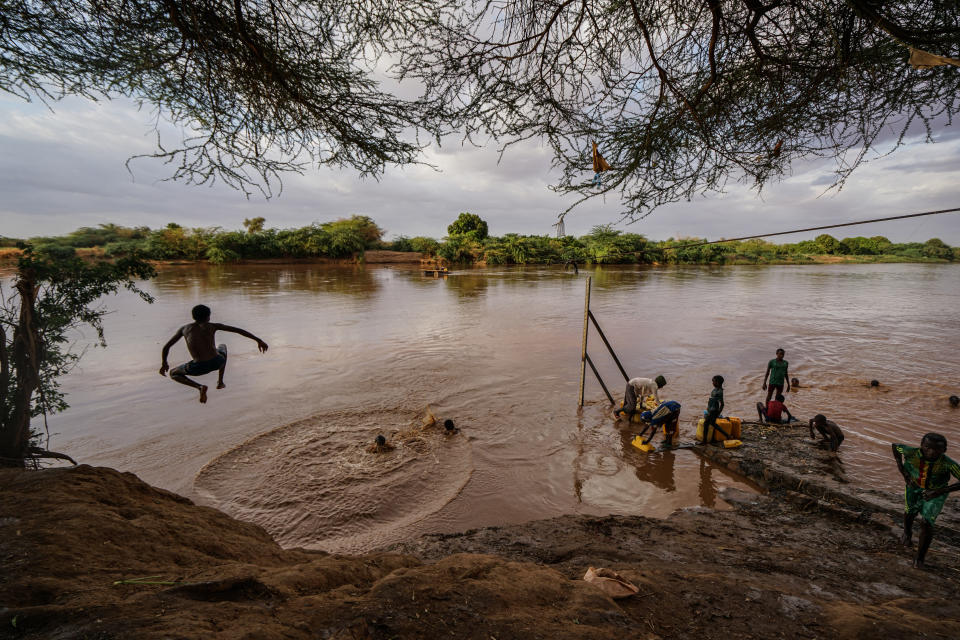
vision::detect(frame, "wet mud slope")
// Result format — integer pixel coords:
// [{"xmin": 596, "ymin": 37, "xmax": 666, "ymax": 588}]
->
[
  {"xmin": 693, "ymin": 422, "xmax": 960, "ymax": 543},
  {"xmin": 2, "ymin": 465, "xmax": 959, "ymax": 639}
]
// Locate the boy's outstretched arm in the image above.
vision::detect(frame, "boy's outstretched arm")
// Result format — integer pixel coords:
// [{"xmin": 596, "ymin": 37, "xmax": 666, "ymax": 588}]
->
[
  {"xmin": 159, "ymin": 329, "xmax": 183, "ymax": 375},
  {"xmin": 808, "ymin": 418, "xmax": 816, "ymax": 439},
  {"xmin": 784, "ymin": 407, "xmax": 794, "ymax": 421},
  {"xmin": 784, "ymin": 365, "xmax": 790, "ymax": 392},
  {"xmin": 215, "ymin": 324, "xmax": 268, "ymax": 352},
  {"xmin": 891, "ymin": 444, "xmax": 919, "ymax": 488},
  {"xmin": 924, "ymin": 482, "xmax": 960, "ymax": 500},
  {"xmin": 762, "ymin": 364, "xmax": 770, "ymax": 390}
]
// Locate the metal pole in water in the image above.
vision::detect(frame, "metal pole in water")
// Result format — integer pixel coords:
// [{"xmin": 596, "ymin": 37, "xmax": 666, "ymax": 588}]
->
[
  {"xmin": 578, "ymin": 276, "xmax": 591, "ymax": 407},
  {"xmin": 588, "ymin": 310, "xmax": 629, "ymax": 383}
]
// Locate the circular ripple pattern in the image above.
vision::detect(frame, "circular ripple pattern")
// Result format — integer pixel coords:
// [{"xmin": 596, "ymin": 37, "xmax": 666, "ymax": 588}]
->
[{"xmin": 195, "ymin": 408, "xmax": 473, "ymax": 553}]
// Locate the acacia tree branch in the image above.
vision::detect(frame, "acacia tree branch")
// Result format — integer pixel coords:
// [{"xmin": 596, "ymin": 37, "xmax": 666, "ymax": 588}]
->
[{"xmin": 627, "ymin": 0, "xmax": 705, "ymax": 131}]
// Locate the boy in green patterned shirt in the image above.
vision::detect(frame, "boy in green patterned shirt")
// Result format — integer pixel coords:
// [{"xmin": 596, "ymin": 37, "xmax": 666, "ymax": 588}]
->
[{"xmin": 891, "ymin": 433, "xmax": 960, "ymax": 568}]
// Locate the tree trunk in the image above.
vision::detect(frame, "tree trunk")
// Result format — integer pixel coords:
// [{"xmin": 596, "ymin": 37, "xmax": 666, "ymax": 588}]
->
[
  {"xmin": 0, "ymin": 325, "xmax": 8, "ymax": 423},
  {"xmin": 0, "ymin": 273, "xmax": 39, "ymax": 467}
]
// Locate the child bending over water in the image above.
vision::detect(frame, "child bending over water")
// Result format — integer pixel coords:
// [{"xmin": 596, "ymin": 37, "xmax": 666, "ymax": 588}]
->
[{"xmin": 808, "ymin": 414, "xmax": 844, "ymax": 451}]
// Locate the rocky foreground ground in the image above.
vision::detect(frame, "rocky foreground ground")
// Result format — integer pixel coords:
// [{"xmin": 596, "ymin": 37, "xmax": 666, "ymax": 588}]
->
[{"xmin": 1, "ymin": 459, "xmax": 958, "ymax": 640}]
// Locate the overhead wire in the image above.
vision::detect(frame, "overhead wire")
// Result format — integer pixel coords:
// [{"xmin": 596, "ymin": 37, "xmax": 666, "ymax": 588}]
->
[{"xmin": 664, "ymin": 207, "xmax": 960, "ymax": 250}]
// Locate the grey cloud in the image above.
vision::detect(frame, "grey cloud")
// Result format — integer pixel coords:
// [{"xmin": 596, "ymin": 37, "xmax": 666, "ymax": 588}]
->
[{"xmin": 2, "ymin": 96, "xmax": 959, "ymax": 244}]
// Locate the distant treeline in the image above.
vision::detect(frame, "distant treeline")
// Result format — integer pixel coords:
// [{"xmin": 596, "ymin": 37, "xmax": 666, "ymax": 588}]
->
[{"xmin": 3, "ymin": 213, "xmax": 958, "ymax": 265}]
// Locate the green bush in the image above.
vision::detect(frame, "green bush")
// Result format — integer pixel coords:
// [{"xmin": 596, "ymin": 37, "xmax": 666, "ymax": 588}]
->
[
  {"xmin": 922, "ymin": 238, "xmax": 953, "ymax": 260},
  {"xmin": 447, "ymin": 212, "xmax": 488, "ymax": 240},
  {"xmin": 389, "ymin": 236, "xmax": 414, "ymax": 252},
  {"xmin": 19, "ymin": 220, "xmax": 957, "ymax": 265},
  {"xmin": 814, "ymin": 234, "xmax": 850, "ymax": 255}
]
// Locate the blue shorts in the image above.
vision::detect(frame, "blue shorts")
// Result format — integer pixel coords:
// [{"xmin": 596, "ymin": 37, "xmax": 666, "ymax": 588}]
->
[{"xmin": 174, "ymin": 345, "xmax": 226, "ymax": 376}]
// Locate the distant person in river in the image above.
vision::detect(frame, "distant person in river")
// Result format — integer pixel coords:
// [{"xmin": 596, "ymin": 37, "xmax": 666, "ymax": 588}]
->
[
  {"xmin": 638, "ymin": 400, "xmax": 682, "ymax": 447},
  {"xmin": 808, "ymin": 414, "xmax": 844, "ymax": 451},
  {"xmin": 757, "ymin": 393, "xmax": 795, "ymax": 424},
  {"xmin": 700, "ymin": 375, "xmax": 727, "ymax": 445},
  {"xmin": 159, "ymin": 304, "xmax": 268, "ymax": 404},
  {"xmin": 367, "ymin": 434, "xmax": 395, "ymax": 453},
  {"xmin": 615, "ymin": 376, "xmax": 667, "ymax": 420},
  {"xmin": 443, "ymin": 419, "xmax": 460, "ymax": 435},
  {"xmin": 950, "ymin": 395, "xmax": 959, "ymax": 408},
  {"xmin": 892, "ymin": 434, "xmax": 960, "ymax": 568},
  {"xmin": 762, "ymin": 348, "xmax": 790, "ymax": 402}
]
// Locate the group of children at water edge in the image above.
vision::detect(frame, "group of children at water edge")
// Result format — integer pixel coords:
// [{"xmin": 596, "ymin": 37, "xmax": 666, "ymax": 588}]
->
[
  {"xmin": 158, "ymin": 307, "xmax": 960, "ymax": 569},
  {"xmin": 615, "ymin": 348, "xmax": 843, "ymax": 450},
  {"xmin": 612, "ymin": 347, "xmax": 960, "ymax": 569}
]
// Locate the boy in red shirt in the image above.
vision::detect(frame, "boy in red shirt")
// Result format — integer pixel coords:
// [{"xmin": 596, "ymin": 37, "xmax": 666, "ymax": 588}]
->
[{"xmin": 756, "ymin": 393, "xmax": 794, "ymax": 424}]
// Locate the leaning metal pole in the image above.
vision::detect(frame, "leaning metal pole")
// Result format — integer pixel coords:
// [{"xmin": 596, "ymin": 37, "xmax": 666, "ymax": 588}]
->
[
  {"xmin": 578, "ymin": 276, "xmax": 591, "ymax": 407},
  {"xmin": 588, "ymin": 310, "xmax": 629, "ymax": 383}
]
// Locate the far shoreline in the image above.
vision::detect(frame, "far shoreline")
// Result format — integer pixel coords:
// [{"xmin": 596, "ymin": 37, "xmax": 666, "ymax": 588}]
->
[{"xmin": 1, "ymin": 246, "xmax": 956, "ymax": 269}]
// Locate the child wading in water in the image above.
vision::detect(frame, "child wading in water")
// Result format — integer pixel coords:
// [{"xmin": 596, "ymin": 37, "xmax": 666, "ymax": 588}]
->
[
  {"xmin": 761, "ymin": 348, "xmax": 790, "ymax": 402},
  {"xmin": 159, "ymin": 304, "xmax": 268, "ymax": 403},
  {"xmin": 892, "ymin": 434, "xmax": 960, "ymax": 568},
  {"xmin": 700, "ymin": 375, "xmax": 727, "ymax": 445},
  {"xmin": 367, "ymin": 434, "xmax": 395, "ymax": 453}
]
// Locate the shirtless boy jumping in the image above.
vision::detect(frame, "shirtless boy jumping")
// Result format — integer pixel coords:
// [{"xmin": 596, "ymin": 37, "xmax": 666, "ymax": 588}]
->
[{"xmin": 159, "ymin": 304, "xmax": 268, "ymax": 403}]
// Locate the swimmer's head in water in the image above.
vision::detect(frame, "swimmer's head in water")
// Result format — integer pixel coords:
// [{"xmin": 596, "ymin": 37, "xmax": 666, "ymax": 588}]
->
[
  {"xmin": 870, "ymin": 379, "xmax": 879, "ymax": 387},
  {"xmin": 655, "ymin": 375, "xmax": 667, "ymax": 388},
  {"xmin": 950, "ymin": 395, "xmax": 959, "ymax": 407},
  {"xmin": 192, "ymin": 304, "xmax": 211, "ymax": 322},
  {"xmin": 444, "ymin": 419, "xmax": 456, "ymax": 431},
  {"xmin": 921, "ymin": 433, "xmax": 947, "ymax": 461},
  {"xmin": 791, "ymin": 377, "xmax": 799, "ymax": 387},
  {"xmin": 375, "ymin": 434, "xmax": 386, "ymax": 446}
]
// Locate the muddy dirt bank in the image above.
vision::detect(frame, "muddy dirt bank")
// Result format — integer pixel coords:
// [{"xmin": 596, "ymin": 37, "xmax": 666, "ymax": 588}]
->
[
  {"xmin": 1, "ymin": 465, "xmax": 958, "ymax": 639},
  {"xmin": 692, "ymin": 422, "xmax": 960, "ymax": 543}
]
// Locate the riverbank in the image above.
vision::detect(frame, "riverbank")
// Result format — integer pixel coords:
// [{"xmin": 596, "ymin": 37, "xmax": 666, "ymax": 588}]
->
[
  {"xmin": 1, "ymin": 245, "xmax": 953, "ymax": 268},
  {"xmin": 0, "ymin": 247, "xmax": 427, "ymax": 266},
  {"xmin": 2, "ymin": 462, "xmax": 958, "ymax": 639},
  {"xmin": 694, "ymin": 422, "xmax": 960, "ymax": 543}
]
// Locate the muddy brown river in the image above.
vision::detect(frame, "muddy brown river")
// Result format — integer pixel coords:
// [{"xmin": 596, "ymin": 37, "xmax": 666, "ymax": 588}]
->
[{"xmin": 26, "ymin": 263, "xmax": 960, "ymax": 552}]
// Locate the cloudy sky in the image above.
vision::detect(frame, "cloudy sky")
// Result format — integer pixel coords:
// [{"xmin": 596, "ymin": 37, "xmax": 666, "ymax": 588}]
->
[{"xmin": 2, "ymin": 94, "xmax": 959, "ymax": 244}]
